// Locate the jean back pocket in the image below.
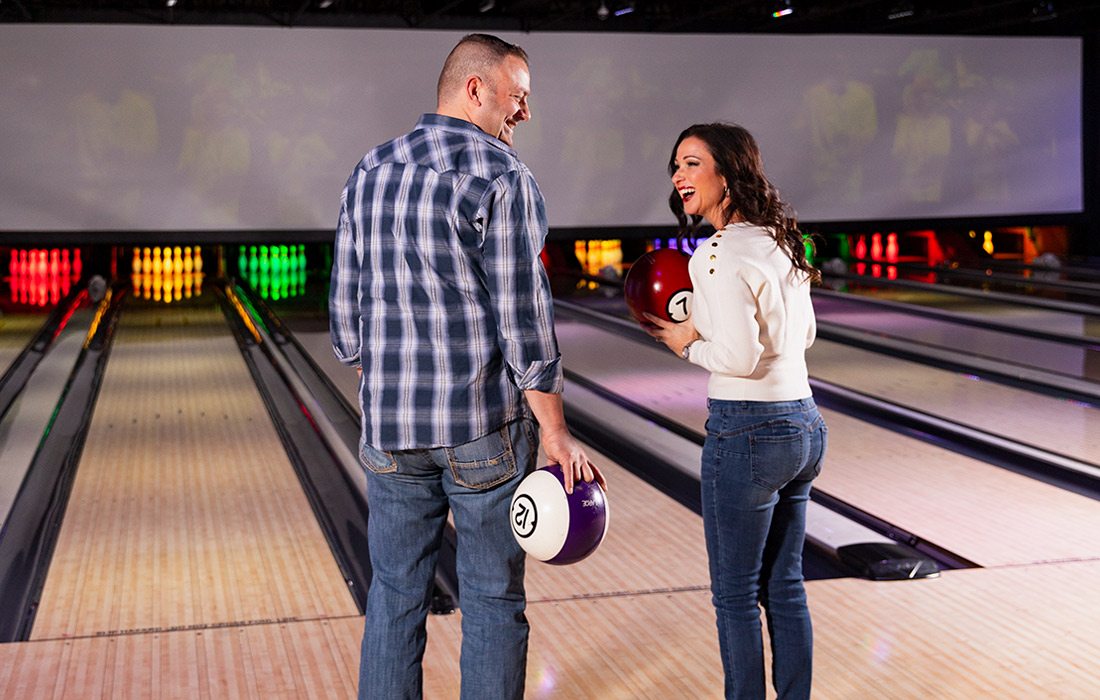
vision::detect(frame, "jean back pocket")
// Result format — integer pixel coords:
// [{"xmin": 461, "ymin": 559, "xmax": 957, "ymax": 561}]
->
[{"xmin": 445, "ymin": 423, "xmax": 518, "ymax": 490}]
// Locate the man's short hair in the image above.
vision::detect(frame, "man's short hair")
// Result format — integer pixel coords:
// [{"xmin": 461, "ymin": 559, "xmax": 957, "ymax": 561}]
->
[{"xmin": 437, "ymin": 34, "xmax": 529, "ymax": 101}]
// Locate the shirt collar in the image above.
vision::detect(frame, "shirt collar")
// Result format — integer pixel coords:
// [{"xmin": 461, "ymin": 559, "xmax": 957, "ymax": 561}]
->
[{"xmin": 415, "ymin": 113, "xmax": 518, "ymax": 156}]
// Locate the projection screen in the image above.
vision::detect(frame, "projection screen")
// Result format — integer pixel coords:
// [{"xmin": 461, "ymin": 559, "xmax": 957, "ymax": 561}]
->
[{"xmin": 0, "ymin": 25, "xmax": 1083, "ymax": 231}]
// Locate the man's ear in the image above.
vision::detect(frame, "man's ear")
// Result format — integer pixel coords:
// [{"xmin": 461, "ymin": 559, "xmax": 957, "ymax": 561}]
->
[{"xmin": 465, "ymin": 75, "xmax": 483, "ymax": 106}]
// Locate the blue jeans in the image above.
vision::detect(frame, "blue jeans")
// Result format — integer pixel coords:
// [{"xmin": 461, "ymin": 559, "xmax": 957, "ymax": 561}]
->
[
  {"xmin": 701, "ymin": 398, "xmax": 827, "ymax": 700},
  {"xmin": 357, "ymin": 417, "xmax": 538, "ymax": 700}
]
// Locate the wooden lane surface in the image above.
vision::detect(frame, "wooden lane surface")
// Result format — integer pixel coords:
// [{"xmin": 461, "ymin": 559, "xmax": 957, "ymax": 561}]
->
[
  {"xmin": 3, "ymin": 560, "xmax": 1099, "ymax": 697},
  {"xmin": 554, "ymin": 318, "xmax": 1100, "ymax": 568},
  {"xmin": 29, "ymin": 302, "xmax": 358, "ymax": 641},
  {"xmin": 284, "ymin": 324, "xmax": 713, "ymax": 598},
  {"xmin": 522, "ymin": 444, "xmax": 710, "ymax": 602},
  {"xmin": 3, "ymin": 309, "xmax": 1098, "ymax": 697},
  {"xmin": 807, "ymin": 339, "xmax": 1100, "ymax": 467}
]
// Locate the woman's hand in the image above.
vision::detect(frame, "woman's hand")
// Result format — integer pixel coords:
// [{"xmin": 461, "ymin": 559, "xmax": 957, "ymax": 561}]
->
[{"xmin": 643, "ymin": 312, "xmax": 700, "ymax": 357}]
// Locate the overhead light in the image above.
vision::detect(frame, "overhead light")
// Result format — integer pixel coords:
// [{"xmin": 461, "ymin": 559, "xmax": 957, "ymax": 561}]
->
[
  {"xmin": 319, "ymin": 0, "xmax": 333, "ymax": 7},
  {"xmin": 166, "ymin": 0, "xmax": 177, "ymax": 6},
  {"xmin": 1030, "ymin": 1, "xmax": 1057, "ymax": 21},
  {"xmin": 478, "ymin": 0, "xmax": 495, "ymax": 11},
  {"xmin": 887, "ymin": 1, "xmax": 914, "ymax": 20},
  {"xmin": 597, "ymin": 1, "xmax": 609, "ymax": 20},
  {"xmin": 771, "ymin": 1, "xmax": 794, "ymax": 18},
  {"xmin": 614, "ymin": 1, "xmax": 635, "ymax": 17}
]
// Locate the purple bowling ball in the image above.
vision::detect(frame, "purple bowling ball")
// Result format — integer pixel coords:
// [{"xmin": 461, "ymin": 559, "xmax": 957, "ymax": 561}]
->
[{"xmin": 510, "ymin": 464, "xmax": 609, "ymax": 565}]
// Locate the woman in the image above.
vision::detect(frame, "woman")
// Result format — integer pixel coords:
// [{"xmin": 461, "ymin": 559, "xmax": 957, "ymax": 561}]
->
[{"xmin": 645, "ymin": 123, "xmax": 827, "ymax": 700}]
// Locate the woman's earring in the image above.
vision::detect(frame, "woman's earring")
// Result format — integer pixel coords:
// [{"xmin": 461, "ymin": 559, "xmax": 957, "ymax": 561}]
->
[{"xmin": 723, "ymin": 186, "xmax": 730, "ymax": 198}]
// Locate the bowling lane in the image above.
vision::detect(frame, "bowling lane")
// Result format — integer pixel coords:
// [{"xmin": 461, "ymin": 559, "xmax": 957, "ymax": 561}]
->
[
  {"xmin": 0, "ymin": 307, "xmax": 95, "ymax": 525},
  {"xmin": 568, "ymin": 293, "xmax": 1100, "ymax": 462},
  {"xmin": 447, "ymin": 423, "xmax": 728, "ymax": 694},
  {"xmin": 812, "ymin": 290, "xmax": 1100, "ymax": 380},
  {"xmin": 282, "ymin": 315, "xmax": 716, "ymax": 599},
  {"xmin": 30, "ymin": 295, "xmax": 358, "ymax": 640},
  {"xmin": 522, "ymin": 441, "xmax": 710, "ymax": 601},
  {"xmin": 0, "ymin": 311, "xmax": 45, "ymax": 376},
  {"xmin": 806, "ymin": 339, "xmax": 1100, "ymax": 467},
  {"xmin": 554, "ymin": 316, "xmax": 1100, "ymax": 568},
  {"xmin": 823, "ymin": 282, "xmax": 1100, "ymax": 336}
]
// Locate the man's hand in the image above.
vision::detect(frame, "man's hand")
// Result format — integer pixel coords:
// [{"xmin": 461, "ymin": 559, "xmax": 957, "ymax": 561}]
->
[
  {"xmin": 540, "ymin": 425, "xmax": 606, "ymax": 494},
  {"xmin": 524, "ymin": 389, "xmax": 607, "ymax": 494}
]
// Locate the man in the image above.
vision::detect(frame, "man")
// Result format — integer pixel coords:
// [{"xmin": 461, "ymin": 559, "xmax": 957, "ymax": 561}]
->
[{"xmin": 329, "ymin": 33, "xmax": 605, "ymax": 700}]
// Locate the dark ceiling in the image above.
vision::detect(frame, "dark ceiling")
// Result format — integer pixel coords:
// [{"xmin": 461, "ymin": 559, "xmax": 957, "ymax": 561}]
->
[{"xmin": 2, "ymin": 0, "xmax": 1099, "ymax": 36}]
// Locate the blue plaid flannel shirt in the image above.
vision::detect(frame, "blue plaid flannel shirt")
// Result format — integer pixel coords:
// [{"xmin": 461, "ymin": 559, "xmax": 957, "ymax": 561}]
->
[{"xmin": 329, "ymin": 114, "xmax": 562, "ymax": 451}]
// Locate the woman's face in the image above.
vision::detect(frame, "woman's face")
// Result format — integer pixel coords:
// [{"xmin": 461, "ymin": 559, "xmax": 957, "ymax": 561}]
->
[{"xmin": 671, "ymin": 136, "xmax": 729, "ymax": 227}]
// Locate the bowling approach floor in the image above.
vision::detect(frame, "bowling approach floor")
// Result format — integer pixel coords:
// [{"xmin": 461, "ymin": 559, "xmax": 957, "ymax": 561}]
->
[{"xmin": 2, "ymin": 283, "xmax": 1099, "ymax": 698}]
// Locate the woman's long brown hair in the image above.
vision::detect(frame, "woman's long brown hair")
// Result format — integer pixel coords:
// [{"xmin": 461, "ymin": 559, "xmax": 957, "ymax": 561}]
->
[{"xmin": 668, "ymin": 123, "xmax": 820, "ymax": 284}]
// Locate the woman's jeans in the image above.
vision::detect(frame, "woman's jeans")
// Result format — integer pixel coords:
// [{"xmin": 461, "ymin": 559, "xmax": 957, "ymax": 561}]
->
[
  {"xmin": 357, "ymin": 417, "xmax": 538, "ymax": 700},
  {"xmin": 702, "ymin": 397, "xmax": 827, "ymax": 700}
]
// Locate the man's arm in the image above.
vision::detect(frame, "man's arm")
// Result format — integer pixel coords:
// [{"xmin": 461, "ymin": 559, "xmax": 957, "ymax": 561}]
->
[
  {"xmin": 329, "ymin": 196, "xmax": 362, "ymax": 368},
  {"xmin": 480, "ymin": 170, "xmax": 604, "ymax": 493},
  {"xmin": 524, "ymin": 389, "xmax": 605, "ymax": 494}
]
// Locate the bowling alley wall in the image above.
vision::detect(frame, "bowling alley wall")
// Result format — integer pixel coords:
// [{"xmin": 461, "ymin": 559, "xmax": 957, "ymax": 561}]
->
[{"xmin": 0, "ymin": 26, "xmax": 1086, "ymax": 242}]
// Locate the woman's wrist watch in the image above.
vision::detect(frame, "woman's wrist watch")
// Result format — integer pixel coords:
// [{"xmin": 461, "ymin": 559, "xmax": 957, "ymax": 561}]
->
[{"xmin": 680, "ymin": 339, "xmax": 698, "ymax": 360}]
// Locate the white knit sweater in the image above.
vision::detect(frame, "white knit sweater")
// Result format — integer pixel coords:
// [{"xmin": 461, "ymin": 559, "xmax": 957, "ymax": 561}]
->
[{"xmin": 685, "ymin": 222, "xmax": 815, "ymax": 401}]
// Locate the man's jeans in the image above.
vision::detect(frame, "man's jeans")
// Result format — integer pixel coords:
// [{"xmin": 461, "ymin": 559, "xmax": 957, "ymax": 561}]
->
[
  {"xmin": 701, "ymin": 397, "xmax": 827, "ymax": 700},
  {"xmin": 357, "ymin": 417, "xmax": 538, "ymax": 700}
]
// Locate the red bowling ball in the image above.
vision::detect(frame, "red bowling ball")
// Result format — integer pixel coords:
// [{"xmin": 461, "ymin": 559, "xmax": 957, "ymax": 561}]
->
[{"xmin": 623, "ymin": 248, "xmax": 693, "ymax": 326}]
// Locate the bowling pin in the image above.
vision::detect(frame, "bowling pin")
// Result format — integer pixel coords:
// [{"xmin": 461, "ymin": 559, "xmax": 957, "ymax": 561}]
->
[
  {"xmin": 855, "ymin": 235, "xmax": 867, "ymax": 260},
  {"xmin": 152, "ymin": 247, "xmax": 163, "ymax": 275},
  {"xmin": 886, "ymin": 233, "xmax": 899, "ymax": 264},
  {"xmin": 193, "ymin": 246, "xmax": 203, "ymax": 274},
  {"xmin": 871, "ymin": 233, "xmax": 883, "ymax": 261},
  {"xmin": 183, "ymin": 246, "xmax": 194, "ymax": 273},
  {"xmin": 132, "ymin": 247, "xmax": 142, "ymax": 274}
]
